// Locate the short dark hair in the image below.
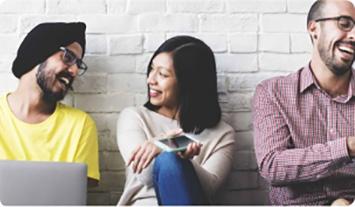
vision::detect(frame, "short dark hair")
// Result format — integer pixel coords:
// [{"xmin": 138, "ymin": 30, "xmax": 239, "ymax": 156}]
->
[
  {"xmin": 144, "ymin": 36, "xmax": 221, "ymax": 133},
  {"xmin": 307, "ymin": 0, "xmax": 327, "ymax": 27}
]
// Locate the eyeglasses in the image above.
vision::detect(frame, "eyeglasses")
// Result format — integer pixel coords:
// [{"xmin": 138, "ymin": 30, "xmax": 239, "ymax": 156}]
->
[
  {"xmin": 59, "ymin": 47, "xmax": 88, "ymax": 76},
  {"xmin": 315, "ymin": 15, "xmax": 355, "ymax": 32}
]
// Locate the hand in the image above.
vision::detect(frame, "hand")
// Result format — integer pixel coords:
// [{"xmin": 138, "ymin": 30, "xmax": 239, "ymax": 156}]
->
[
  {"xmin": 127, "ymin": 141, "xmax": 161, "ymax": 173},
  {"xmin": 127, "ymin": 128, "xmax": 183, "ymax": 173},
  {"xmin": 347, "ymin": 136, "xmax": 355, "ymax": 157},
  {"xmin": 178, "ymin": 142, "xmax": 203, "ymax": 159},
  {"xmin": 331, "ymin": 198, "xmax": 351, "ymax": 206}
]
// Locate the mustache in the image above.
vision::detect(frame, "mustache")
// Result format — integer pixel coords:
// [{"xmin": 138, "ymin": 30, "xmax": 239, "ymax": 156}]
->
[{"xmin": 339, "ymin": 40, "xmax": 355, "ymax": 47}]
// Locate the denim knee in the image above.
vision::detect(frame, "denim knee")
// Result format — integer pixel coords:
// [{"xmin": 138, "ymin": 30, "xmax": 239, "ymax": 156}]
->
[{"xmin": 154, "ymin": 152, "xmax": 183, "ymax": 175}]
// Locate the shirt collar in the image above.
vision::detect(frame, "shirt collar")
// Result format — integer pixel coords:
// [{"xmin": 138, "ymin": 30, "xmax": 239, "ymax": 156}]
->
[
  {"xmin": 299, "ymin": 62, "xmax": 316, "ymax": 93},
  {"xmin": 300, "ymin": 62, "xmax": 355, "ymax": 102}
]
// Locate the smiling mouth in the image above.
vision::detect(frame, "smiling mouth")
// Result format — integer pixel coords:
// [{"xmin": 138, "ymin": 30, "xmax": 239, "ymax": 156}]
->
[
  {"xmin": 57, "ymin": 76, "xmax": 72, "ymax": 89},
  {"xmin": 149, "ymin": 89, "xmax": 161, "ymax": 97},
  {"xmin": 338, "ymin": 45, "xmax": 354, "ymax": 55},
  {"xmin": 336, "ymin": 41, "xmax": 355, "ymax": 58}
]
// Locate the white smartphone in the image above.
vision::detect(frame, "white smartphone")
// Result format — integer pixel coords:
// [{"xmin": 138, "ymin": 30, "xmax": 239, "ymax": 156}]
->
[{"xmin": 154, "ymin": 134, "xmax": 200, "ymax": 152}]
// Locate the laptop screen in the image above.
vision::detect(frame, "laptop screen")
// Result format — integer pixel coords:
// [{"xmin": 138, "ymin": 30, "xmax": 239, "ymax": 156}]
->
[{"xmin": 0, "ymin": 160, "xmax": 87, "ymax": 205}]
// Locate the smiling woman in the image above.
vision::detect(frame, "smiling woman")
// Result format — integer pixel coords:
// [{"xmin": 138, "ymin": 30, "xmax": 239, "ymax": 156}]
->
[{"xmin": 116, "ymin": 36, "xmax": 236, "ymax": 205}]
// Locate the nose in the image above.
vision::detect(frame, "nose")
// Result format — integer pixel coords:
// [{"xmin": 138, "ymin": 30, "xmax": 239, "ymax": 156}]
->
[
  {"xmin": 147, "ymin": 70, "xmax": 157, "ymax": 85},
  {"xmin": 349, "ymin": 26, "xmax": 355, "ymax": 40},
  {"xmin": 67, "ymin": 64, "xmax": 79, "ymax": 77}
]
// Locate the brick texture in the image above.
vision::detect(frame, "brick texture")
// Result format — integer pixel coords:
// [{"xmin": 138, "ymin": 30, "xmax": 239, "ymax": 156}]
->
[{"xmin": 0, "ymin": 0, "xmax": 317, "ymax": 205}]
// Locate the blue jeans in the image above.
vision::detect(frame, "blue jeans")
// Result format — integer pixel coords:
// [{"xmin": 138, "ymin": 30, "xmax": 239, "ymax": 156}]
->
[{"xmin": 153, "ymin": 152, "xmax": 206, "ymax": 205}]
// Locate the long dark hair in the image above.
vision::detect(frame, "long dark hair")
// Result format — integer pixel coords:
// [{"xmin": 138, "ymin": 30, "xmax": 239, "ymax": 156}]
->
[{"xmin": 144, "ymin": 36, "xmax": 221, "ymax": 133}]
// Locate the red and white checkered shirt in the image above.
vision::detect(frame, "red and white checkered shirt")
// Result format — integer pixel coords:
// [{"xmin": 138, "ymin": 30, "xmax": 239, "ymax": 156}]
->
[{"xmin": 252, "ymin": 63, "xmax": 355, "ymax": 205}]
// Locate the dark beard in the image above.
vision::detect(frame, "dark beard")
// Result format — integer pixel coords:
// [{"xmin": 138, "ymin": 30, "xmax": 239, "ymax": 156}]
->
[
  {"xmin": 36, "ymin": 61, "xmax": 67, "ymax": 104},
  {"xmin": 318, "ymin": 42, "xmax": 353, "ymax": 76}
]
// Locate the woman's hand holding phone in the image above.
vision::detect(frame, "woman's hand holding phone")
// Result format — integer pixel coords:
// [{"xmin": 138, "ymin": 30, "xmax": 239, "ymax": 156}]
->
[
  {"xmin": 128, "ymin": 128, "xmax": 183, "ymax": 174},
  {"xmin": 177, "ymin": 142, "xmax": 203, "ymax": 159}
]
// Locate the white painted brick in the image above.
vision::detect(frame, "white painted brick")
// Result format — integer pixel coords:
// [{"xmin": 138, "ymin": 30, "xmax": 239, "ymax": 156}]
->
[
  {"xmin": 215, "ymin": 54, "xmax": 258, "ymax": 72},
  {"xmin": 109, "ymin": 35, "xmax": 143, "ymax": 55},
  {"xmin": 258, "ymin": 174, "xmax": 270, "ymax": 190},
  {"xmin": 0, "ymin": 15, "xmax": 18, "ymax": 33},
  {"xmin": 234, "ymin": 150, "xmax": 258, "ymax": 170},
  {"xmin": 291, "ymin": 33, "xmax": 312, "ymax": 53},
  {"xmin": 110, "ymin": 192, "xmax": 121, "ymax": 205},
  {"xmin": 166, "ymin": 32, "xmax": 195, "ymax": 39},
  {"xmin": 197, "ymin": 34, "xmax": 227, "ymax": 53},
  {"xmin": 90, "ymin": 113, "xmax": 118, "ymax": 134},
  {"xmin": 75, "ymin": 93, "xmax": 135, "ymax": 112},
  {"xmin": 221, "ymin": 92, "xmax": 253, "ymax": 112},
  {"xmin": 61, "ymin": 93, "xmax": 74, "ymax": 106},
  {"xmin": 47, "ymin": 0, "xmax": 106, "ymax": 14},
  {"xmin": 87, "ymin": 192, "xmax": 111, "ymax": 205},
  {"xmin": 108, "ymin": 0, "xmax": 126, "ymax": 14},
  {"xmin": 227, "ymin": 0, "xmax": 286, "ymax": 13},
  {"xmin": 107, "ymin": 74, "xmax": 147, "ymax": 93},
  {"xmin": 259, "ymin": 33, "xmax": 289, "ymax": 53},
  {"xmin": 139, "ymin": 14, "xmax": 198, "ymax": 32},
  {"xmin": 0, "ymin": 35, "xmax": 19, "ymax": 55},
  {"xmin": 144, "ymin": 33, "xmax": 165, "ymax": 52},
  {"xmin": 287, "ymin": 0, "xmax": 314, "ymax": 13},
  {"xmin": 217, "ymin": 75, "xmax": 228, "ymax": 93},
  {"xmin": 0, "ymin": 73, "xmax": 18, "ymax": 94},
  {"xmin": 259, "ymin": 53, "xmax": 309, "ymax": 71},
  {"xmin": 230, "ymin": 33, "xmax": 257, "ymax": 53},
  {"xmin": 86, "ymin": 35, "xmax": 107, "ymax": 55},
  {"xmin": 79, "ymin": 15, "xmax": 138, "ymax": 34},
  {"xmin": 72, "ymin": 74, "xmax": 107, "ymax": 93},
  {"xmin": 225, "ymin": 171, "xmax": 259, "ymax": 189},
  {"xmin": 228, "ymin": 111, "xmax": 252, "ymax": 131},
  {"xmin": 235, "ymin": 131, "xmax": 254, "ymax": 151},
  {"xmin": 135, "ymin": 53, "xmax": 153, "ymax": 73},
  {"xmin": 201, "ymin": 14, "xmax": 258, "ymax": 32},
  {"xmin": 135, "ymin": 93, "xmax": 148, "ymax": 106},
  {"xmin": 262, "ymin": 14, "xmax": 307, "ymax": 33},
  {"xmin": 128, "ymin": 0, "xmax": 166, "ymax": 14},
  {"xmin": 216, "ymin": 189, "xmax": 270, "ymax": 205},
  {"xmin": 98, "ymin": 132, "xmax": 118, "ymax": 152},
  {"xmin": 0, "ymin": 0, "xmax": 45, "ymax": 13},
  {"xmin": 168, "ymin": 0, "xmax": 224, "ymax": 13},
  {"xmin": 91, "ymin": 171, "xmax": 125, "ymax": 191},
  {"xmin": 85, "ymin": 56, "xmax": 136, "ymax": 73},
  {"xmin": 102, "ymin": 152, "xmax": 124, "ymax": 170},
  {"xmin": 228, "ymin": 72, "xmax": 286, "ymax": 92},
  {"xmin": 20, "ymin": 15, "xmax": 76, "ymax": 33},
  {"xmin": 0, "ymin": 55, "xmax": 15, "ymax": 72}
]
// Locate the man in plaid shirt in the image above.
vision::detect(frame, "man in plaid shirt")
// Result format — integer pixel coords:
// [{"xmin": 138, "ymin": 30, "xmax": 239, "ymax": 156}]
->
[{"xmin": 253, "ymin": 0, "xmax": 355, "ymax": 205}]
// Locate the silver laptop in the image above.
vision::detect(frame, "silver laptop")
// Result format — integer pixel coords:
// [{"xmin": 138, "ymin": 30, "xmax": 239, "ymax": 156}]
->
[{"xmin": 0, "ymin": 160, "xmax": 87, "ymax": 205}]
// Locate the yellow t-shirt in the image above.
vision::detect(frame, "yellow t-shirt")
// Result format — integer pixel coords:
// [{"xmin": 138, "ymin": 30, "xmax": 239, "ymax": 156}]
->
[{"xmin": 0, "ymin": 94, "xmax": 100, "ymax": 180}]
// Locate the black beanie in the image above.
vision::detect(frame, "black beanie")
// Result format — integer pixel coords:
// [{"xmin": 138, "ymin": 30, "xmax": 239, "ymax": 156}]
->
[{"xmin": 12, "ymin": 22, "xmax": 86, "ymax": 78}]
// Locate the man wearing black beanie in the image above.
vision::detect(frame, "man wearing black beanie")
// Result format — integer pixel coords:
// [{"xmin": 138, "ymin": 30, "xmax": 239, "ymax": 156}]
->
[{"xmin": 0, "ymin": 22, "xmax": 100, "ymax": 187}]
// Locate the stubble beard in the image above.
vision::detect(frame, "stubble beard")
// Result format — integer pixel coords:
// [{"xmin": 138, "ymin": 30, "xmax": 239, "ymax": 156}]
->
[{"xmin": 36, "ymin": 61, "xmax": 68, "ymax": 104}]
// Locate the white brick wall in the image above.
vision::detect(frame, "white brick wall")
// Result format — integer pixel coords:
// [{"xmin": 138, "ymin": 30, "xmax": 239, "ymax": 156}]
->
[{"xmin": 0, "ymin": 0, "xmax": 317, "ymax": 205}]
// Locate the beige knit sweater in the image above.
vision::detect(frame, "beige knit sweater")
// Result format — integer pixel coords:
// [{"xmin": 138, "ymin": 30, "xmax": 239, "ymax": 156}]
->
[{"xmin": 116, "ymin": 106, "xmax": 235, "ymax": 205}]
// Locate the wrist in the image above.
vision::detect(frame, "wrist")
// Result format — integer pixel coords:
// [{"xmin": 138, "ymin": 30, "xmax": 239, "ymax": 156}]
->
[{"xmin": 347, "ymin": 136, "xmax": 355, "ymax": 157}]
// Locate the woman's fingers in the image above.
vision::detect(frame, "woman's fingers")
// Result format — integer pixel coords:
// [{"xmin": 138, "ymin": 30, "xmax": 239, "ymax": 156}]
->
[
  {"xmin": 143, "ymin": 148, "xmax": 158, "ymax": 169},
  {"xmin": 180, "ymin": 142, "xmax": 202, "ymax": 159},
  {"xmin": 127, "ymin": 145, "xmax": 141, "ymax": 166},
  {"xmin": 130, "ymin": 141, "xmax": 162, "ymax": 173}
]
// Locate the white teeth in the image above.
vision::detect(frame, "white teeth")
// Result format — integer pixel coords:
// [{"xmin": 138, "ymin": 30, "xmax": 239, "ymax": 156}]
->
[
  {"xmin": 59, "ymin": 77, "xmax": 69, "ymax": 85},
  {"xmin": 338, "ymin": 46, "xmax": 354, "ymax": 54}
]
